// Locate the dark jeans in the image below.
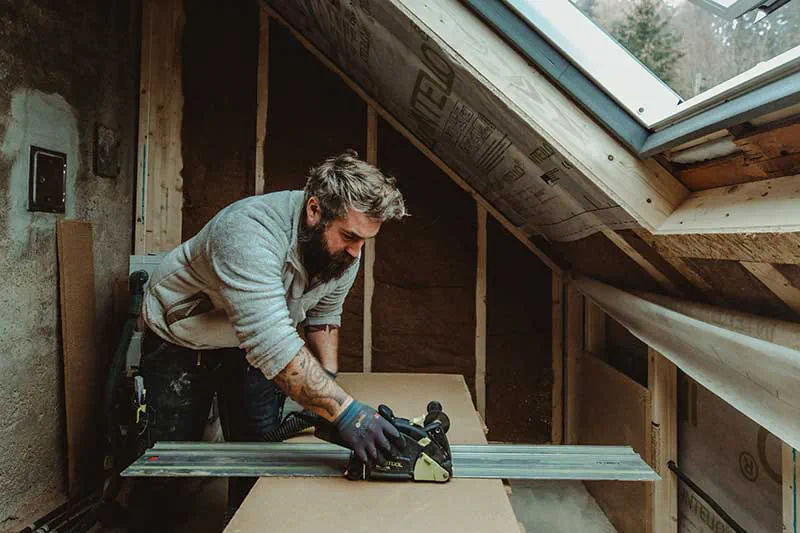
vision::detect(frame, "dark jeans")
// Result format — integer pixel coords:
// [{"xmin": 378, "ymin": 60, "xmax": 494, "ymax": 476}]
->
[{"xmin": 128, "ymin": 328, "xmax": 286, "ymax": 532}]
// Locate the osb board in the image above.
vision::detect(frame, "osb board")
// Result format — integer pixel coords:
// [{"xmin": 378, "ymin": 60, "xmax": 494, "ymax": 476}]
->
[
  {"xmin": 181, "ymin": 0, "xmax": 258, "ymax": 240},
  {"xmin": 616, "ymin": 230, "xmax": 699, "ymax": 297},
  {"xmin": 580, "ymin": 354, "xmax": 650, "ymax": 533},
  {"xmin": 775, "ymin": 264, "xmax": 800, "ymax": 290},
  {"xmin": 57, "ymin": 220, "xmax": 100, "ymax": 496},
  {"xmin": 647, "ymin": 232, "xmax": 800, "ymax": 264},
  {"xmin": 546, "ymin": 233, "xmax": 664, "ymax": 293},
  {"xmin": 486, "ymin": 217, "xmax": 552, "ymax": 443},
  {"xmin": 264, "ymin": 23, "xmax": 368, "ymax": 371},
  {"xmin": 225, "ymin": 373, "xmax": 519, "ymax": 533},
  {"xmin": 678, "ymin": 375, "xmax": 782, "ymax": 532},
  {"xmin": 372, "ymin": 118, "xmax": 476, "ymax": 393},
  {"xmin": 683, "ymin": 259, "xmax": 798, "ymax": 321},
  {"xmin": 265, "ymin": 0, "xmax": 641, "ymax": 242}
]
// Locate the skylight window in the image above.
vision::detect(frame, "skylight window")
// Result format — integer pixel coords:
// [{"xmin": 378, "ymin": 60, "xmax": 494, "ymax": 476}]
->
[{"xmin": 502, "ymin": 0, "xmax": 800, "ymax": 130}]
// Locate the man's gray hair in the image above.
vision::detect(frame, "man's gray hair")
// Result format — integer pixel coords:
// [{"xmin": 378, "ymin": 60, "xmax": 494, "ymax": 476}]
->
[{"xmin": 304, "ymin": 150, "xmax": 407, "ymax": 223}]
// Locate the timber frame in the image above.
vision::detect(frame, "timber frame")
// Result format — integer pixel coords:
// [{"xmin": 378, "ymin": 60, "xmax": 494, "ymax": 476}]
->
[{"xmin": 135, "ymin": 1, "xmax": 800, "ymax": 531}]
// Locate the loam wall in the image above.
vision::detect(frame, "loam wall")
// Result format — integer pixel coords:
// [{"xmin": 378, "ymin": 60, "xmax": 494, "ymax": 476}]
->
[{"xmin": 0, "ymin": 0, "xmax": 138, "ymax": 525}]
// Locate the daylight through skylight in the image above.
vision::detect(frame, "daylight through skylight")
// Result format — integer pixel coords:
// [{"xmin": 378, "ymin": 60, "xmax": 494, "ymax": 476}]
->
[{"xmin": 505, "ymin": 0, "xmax": 800, "ymax": 129}]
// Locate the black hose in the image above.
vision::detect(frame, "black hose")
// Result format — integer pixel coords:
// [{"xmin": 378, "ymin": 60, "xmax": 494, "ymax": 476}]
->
[{"xmin": 262, "ymin": 411, "xmax": 321, "ymax": 442}]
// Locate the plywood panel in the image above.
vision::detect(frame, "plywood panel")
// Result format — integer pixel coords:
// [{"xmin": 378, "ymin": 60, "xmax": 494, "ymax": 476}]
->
[
  {"xmin": 580, "ymin": 354, "xmax": 650, "ymax": 533},
  {"xmin": 225, "ymin": 373, "xmax": 519, "ymax": 533},
  {"xmin": 57, "ymin": 220, "xmax": 99, "ymax": 496}
]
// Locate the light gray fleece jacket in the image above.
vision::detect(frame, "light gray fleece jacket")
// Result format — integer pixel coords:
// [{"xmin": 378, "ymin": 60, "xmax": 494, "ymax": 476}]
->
[{"xmin": 142, "ymin": 190, "xmax": 359, "ymax": 379}]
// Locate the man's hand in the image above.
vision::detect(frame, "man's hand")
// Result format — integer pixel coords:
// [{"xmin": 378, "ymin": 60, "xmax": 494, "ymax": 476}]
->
[{"xmin": 334, "ymin": 400, "xmax": 401, "ymax": 464}]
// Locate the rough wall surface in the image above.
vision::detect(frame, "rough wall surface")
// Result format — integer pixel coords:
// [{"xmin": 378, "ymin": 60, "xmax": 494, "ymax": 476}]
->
[
  {"xmin": 0, "ymin": 0, "xmax": 138, "ymax": 525},
  {"xmin": 264, "ymin": 23, "xmax": 367, "ymax": 371}
]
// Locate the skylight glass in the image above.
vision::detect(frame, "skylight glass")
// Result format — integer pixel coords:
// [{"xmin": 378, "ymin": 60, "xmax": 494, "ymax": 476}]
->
[
  {"xmin": 502, "ymin": 0, "xmax": 800, "ymax": 130},
  {"xmin": 569, "ymin": 0, "xmax": 800, "ymax": 121}
]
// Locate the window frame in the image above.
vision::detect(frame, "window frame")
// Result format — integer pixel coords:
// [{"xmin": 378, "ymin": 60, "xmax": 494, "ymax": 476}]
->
[{"xmin": 462, "ymin": 0, "xmax": 800, "ymax": 156}]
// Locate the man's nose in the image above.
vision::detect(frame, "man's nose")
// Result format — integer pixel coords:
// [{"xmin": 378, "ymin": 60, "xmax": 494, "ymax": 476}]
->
[{"xmin": 346, "ymin": 240, "xmax": 364, "ymax": 257}]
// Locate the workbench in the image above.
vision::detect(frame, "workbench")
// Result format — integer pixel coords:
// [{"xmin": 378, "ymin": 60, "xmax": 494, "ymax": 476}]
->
[{"xmin": 223, "ymin": 373, "xmax": 521, "ymax": 532}]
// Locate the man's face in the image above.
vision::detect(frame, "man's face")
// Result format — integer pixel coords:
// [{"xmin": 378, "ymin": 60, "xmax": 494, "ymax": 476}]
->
[{"xmin": 300, "ymin": 197, "xmax": 382, "ymax": 283}]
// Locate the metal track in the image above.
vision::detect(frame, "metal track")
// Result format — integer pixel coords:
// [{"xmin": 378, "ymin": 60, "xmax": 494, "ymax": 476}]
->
[{"xmin": 122, "ymin": 442, "xmax": 658, "ymax": 481}]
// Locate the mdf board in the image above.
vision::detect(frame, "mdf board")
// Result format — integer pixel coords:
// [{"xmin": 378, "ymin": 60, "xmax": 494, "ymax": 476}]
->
[
  {"xmin": 224, "ymin": 373, "xmax": 520, "ymax": 533},
  {"xmin": 580, "ymin": 354, "xmax": 650, "ymax": 533},
  {"xmin": 57, "ymin": 220, "xmax": 99, "ymax": 496}
]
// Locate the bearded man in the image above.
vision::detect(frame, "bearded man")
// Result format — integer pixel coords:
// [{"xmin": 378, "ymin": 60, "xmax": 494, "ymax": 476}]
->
[{"xmin": 131, "ymin": 150, "xmax": 407, "ymax": 531}]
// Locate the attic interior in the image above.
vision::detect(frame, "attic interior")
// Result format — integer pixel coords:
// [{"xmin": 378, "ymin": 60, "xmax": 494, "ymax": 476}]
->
[{"xmin": 1, "ymin": 0, "xmax": 799, "ymax": 532}]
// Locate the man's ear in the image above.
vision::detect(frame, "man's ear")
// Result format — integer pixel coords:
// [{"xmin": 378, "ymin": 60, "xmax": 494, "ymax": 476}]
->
[{"xmin": 306, "ymin": 196, "xmax": 322, "ymax": 225}]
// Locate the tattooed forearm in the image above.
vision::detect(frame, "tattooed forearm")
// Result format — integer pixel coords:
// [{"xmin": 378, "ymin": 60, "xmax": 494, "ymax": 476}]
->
[{"xmin": 274, "ymin": 345, "xmax": 352, "ymax": 421}]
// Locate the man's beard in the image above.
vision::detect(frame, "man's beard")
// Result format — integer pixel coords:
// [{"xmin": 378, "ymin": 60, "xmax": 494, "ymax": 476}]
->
[{"xmin": 298, "ymin": 220, "xmax": 357, "ymax": 284}]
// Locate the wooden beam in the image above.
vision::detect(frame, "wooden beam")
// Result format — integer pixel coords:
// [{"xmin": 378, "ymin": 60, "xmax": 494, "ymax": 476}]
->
[
  {"xmin": 573, "ymin": 275, "xmax": 800, "ymax": 451},
  {"xmin": 565, "ymin": 284, "xmax": 584, "ymax": 445},
  {"xmin": 135, "ymin": 0, "xmax": 185, "ymax": 254},
  {"xmin": 741, "ymin": 261, "xmax": 800, "ymax": 315},
  {"xmin": 657, "ymin": 174, "xmax": 800, "ymax": 235},
  {"xmin": 389, "ymin": 0, "xmax": 688, "ymax": 232},
  {"xmin": 475, "ymin": 204, "xmax": 487, "ymax": 420},
  {"xmin": 551, "ymin": 272, "xmax": 564, "ymax": 445},
  {"xmin": 784, "ymin": 444, "xmax": 799, "ymax": 533},
  {"xmin": 254, "ymin": 10, "xmax": 269, "ymax": 196},
  {"xmin": 259, "ymin": 2, "xmax": 562, "ymax": 274},
  {"xmin": 648, "ymin": 348, "xmax": 678, "ymax": 533},
  {"xmin": 601, "ymin": 230, "xmax": 682, "ymax": 296},
  {"xmin": 363, "ymin": 106, "xmax": 378, "ymax": 373}
]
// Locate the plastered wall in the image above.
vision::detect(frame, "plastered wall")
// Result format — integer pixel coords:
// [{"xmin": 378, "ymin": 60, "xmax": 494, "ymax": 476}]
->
[{"xmin": 0, "ymin": 1, "xmax": 138, "ymax": 525}]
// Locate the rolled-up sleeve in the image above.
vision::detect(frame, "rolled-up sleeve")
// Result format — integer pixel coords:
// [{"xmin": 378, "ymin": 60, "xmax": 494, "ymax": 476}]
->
[
  {"xmin": 305, "ymin": 259, "xmax": 359, "ymax": 327},
  {"xmin": 207, "ymin": 211, "xmax": 303, "ymax": 379}
]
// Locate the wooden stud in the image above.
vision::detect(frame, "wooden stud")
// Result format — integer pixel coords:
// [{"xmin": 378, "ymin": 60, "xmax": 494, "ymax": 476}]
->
[
  {"xmin": 602, "ymin": 229, "xmax": 681, "ymax": 296},
  {"xmin": 784, "ymin": 444, "xmax": 799, "ymax": 533},
  {"xmin": 135, "ymin": 0, "xmax": 185, "ymax": 254},
  {"xmin": 583, "ymin": 299, "xmax": 606, "ymax": 361},
  {"xmin": 363, "ymin": 106, "xmax": 378, "ymax": 373},
  {"xmin": 741, "ymin": 262, "xmax": 800, "ymax": 315},
  {"xmin": 475, "ymin": 204, "xmax": 487, "ymax": 420},
  {"xmin": 564, "ymin": 284, "xmax": 584, "ymax": 445},
  {"xmin": 254, "ymin": 10, "xmax": 269, "ymax": 196},
  {"xmin": 551, "ymin": 272, "xmax": 564, "ymax": 445},
  {"xmin": 134, "ymin": 0, "xmax": 153, "ymax": 255},
  {"xmin": 259, "ymin": 2, "xmax": 562, "ymax": 275},
  {"xmin": 648, "ymin": 348, "xmax": 678, "ymax": 533}
]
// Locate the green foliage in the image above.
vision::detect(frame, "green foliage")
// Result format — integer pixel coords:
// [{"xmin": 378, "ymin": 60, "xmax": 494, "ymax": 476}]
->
[{"xmin": 612, "ymin": 0, "xmax": 684, "ymax": 84}]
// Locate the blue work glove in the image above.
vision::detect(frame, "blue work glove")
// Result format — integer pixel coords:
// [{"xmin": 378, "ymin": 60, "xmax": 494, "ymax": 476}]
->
[{"xmin": 334, "ymin": 400, "xmax": 401, "ymax": 464}]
